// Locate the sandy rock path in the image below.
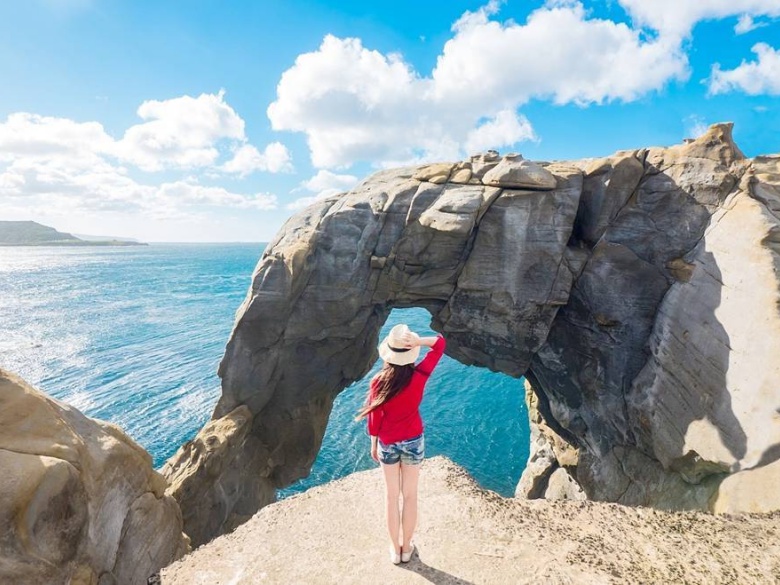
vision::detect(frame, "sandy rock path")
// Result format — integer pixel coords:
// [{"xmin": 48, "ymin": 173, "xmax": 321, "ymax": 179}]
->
[{"xmin": 161, "ymin": 456, "xmax": 780, "ymax": 585}]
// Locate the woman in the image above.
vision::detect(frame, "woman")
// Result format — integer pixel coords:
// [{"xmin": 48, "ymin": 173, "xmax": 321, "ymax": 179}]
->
[{"xmin": 355, "ymin": 323, "xmax": 446, "ymax": 564}]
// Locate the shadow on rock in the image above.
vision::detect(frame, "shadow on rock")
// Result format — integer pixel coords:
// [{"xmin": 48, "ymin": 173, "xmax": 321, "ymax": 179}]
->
[{"xmin": 398, "ymin": 546, "xmax": 477, "ymax": 585}]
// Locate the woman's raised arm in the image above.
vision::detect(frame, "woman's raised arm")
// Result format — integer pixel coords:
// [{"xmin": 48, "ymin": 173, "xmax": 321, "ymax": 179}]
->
[{"xmin": 414, "ymin": 335, "xmax": 446, "ymax": 377}]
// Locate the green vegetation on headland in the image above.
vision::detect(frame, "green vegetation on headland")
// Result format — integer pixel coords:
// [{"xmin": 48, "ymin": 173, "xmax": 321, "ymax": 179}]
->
[{"xmin": 0, "ymin": 221, "xmax": 146, "ymax": 246}]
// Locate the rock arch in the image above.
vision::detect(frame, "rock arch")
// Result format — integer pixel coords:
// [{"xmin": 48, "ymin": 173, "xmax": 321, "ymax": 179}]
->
[{"xmin": 164, "ymin": 125, "xmax": 780, "ymax": 547}]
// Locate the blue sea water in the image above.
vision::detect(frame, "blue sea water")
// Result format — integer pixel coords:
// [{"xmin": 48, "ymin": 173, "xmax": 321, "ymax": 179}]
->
[{"xmin": 0, "ymin": 244, "xmax": 529, "ymax": 497}]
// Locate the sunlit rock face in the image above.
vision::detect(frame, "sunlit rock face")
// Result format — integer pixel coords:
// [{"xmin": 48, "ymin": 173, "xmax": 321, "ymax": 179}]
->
[
  {"xmin": 0, "ymin": 370, "xmax": 189, "ymax": 585},
  {"xmin": 164, "ymin": 124, "xmax": 780, "ymax": 546}
]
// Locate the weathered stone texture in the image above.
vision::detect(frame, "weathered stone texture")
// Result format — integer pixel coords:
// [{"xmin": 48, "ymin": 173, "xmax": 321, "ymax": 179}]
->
[
  {"xmin": 0, "ymin": 369, "xmax": 188, "ymax": 585},
  {"xmin": 516, "ymin": 379, "xmax": 582, "ymax": 501},
  {"xmin": 164, "ymin": 123, "xmax": 780, "ymax": 545}
]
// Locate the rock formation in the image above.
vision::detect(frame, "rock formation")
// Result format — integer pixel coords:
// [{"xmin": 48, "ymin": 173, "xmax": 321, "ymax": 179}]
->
[
  {"xmin": 160, "ymin": 456, "xmax": 780, "ymax": 585},
  {"xmin": 164, "ymin": 123, "xmax": 780, "ymax": 546},
  {"xmin": 516, "ymin": 379, "xmax": 584, "ymax": 502},
  {"xmin": 0, "ymin": 369, "xmax": 189, "ymax": 585}
]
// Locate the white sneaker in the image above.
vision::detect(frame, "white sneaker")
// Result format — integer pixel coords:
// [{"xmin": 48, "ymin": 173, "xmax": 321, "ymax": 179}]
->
[
  {"xmin": 389, "ymin": 545, "xmax": 401, "ymax": 565},
  {"xmin": 401, "ymin": 543, "xmax": 415, "ymax": 563}
]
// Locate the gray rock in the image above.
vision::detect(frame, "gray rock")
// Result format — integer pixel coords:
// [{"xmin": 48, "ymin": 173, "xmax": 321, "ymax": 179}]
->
[
  {"xmin": 481, "ymin": 154, "xmax": 557, "ymax": 190},
  {"xmin": 469, "ymin": 151, "xmax": 501, "ymax": 180},
  {"xmin": 516, "ymin": 379, "xmax": 580, "ymax": 499},
  {"xmin": 161, "ymin": 406, "xmax": 260, "ymax": 549},
  {"xmin": 573, "ymin": 152, "xmax": 645, "ymax": 247},
  {"xmin": 450, "ymin": 164, "xmax": 473, "ymax": 184},
  {"xmin": 628, "ymin": 156, "xmax": 780, "ymax": 513},
  {"xmin": 544, "ymin": 468, "xmax": 586, "ymax": 501},
  {"xmin": 164, "ymin": 123, "xmax": 780, "ymax": 545},
  {"xmin": 412, "ymin": 162, "xmax": 455, "ymax": 184}
]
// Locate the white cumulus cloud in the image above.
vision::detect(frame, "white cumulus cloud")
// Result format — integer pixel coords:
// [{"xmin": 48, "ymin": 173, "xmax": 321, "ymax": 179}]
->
[
  {"xmin": 0, "ymin": 92, "xmax": 287, "ymax": 220},
  {"xmin": 301, "ymin": 169, "xmax": 359, "ymax": 193},
  {"xmin": 221, "ymin": 142, "xmax": 293, "ymax": 176},
  {"xmin": 267, "ymin": 2, "xmax": 689, "ymax": 169},
  {"xmin": 286, "ymin": 196, "xmax": 325, "ymax": 211},
  {"xmin": 113, "ymin": 90, "xmax": 245, "ymax": 171},
  {"xmin": 616, "ymin": 0, "xmax": 780, "ymax": 39},
  {"xmin": 709, "ymin": 42, "xmax": 780, "ymax": 95},
  {"xmin": 156, "ymin": 180, "xmax": 277, "ymax": 211},
  {"xmin": 0, "ymin": 93, "xmax": 292, "ymax": 177},
  {"xmin": 465, "ymin": 110, "xmax": 536, "ymax": 154},
  {"xmin": 431, "ymin": 2, "xmax": 687, "ymax": 106},
  {"xmin": 0, "ymin": 153, "xmax": 278, "ymax": 218},
  {"xmin": 0, "ymin": 112, "xmax": 113, "ymax": 163},
  {"xmin": 287, "ymin": 169, "xmax": 359, "ymax": 210}
]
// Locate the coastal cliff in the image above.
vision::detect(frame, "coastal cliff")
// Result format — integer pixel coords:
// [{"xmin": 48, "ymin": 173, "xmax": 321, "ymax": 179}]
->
[
  {"xmin": 164, "ymin": 123, "xmax": 780, "ymax": 547},
  {"xmin": 0, "ymin": 221, "xmax": 145, "ymax": 246}
]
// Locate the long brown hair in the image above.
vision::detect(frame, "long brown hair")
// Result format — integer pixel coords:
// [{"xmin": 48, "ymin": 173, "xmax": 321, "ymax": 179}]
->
[{"xmin": 354, "ymin": 363, "xmax": 415, "ymax": 420}]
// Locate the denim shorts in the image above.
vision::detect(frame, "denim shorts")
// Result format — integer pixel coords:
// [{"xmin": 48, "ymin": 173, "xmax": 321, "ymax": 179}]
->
[{"xmin": 378, "ymin": 433, "xmax": 425, "ymax": 466}]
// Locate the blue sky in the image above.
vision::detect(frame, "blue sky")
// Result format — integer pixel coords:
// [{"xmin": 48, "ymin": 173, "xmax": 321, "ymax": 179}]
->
[{"xmin": 1, "ymin": 0, "xmax": 779, "ymax": 242}]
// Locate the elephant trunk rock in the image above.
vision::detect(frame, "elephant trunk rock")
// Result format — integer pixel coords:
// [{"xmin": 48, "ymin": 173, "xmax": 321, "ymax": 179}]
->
[{"xmin": 164, "ymin": 123, "xmax": 780, "ymax": 546}]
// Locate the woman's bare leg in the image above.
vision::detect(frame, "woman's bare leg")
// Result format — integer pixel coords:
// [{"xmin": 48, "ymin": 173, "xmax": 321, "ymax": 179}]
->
[
  {"xmin": 399, "ymin": 463, "xmax": 420, "ymax": 552},
  {"xmin": 381, "ymin": 462, "xmax": 402, "ymax": 553}
]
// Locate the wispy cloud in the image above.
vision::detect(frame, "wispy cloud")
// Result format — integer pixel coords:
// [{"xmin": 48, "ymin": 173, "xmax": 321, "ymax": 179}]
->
[
  {"xmin": 221, "ymin": 143, "xmax": 293, "ymax": 177},
  {"xmin": 734, "ymin": 14, "xmax": 768, "ymax": 34},
  {"xmin": 684, "ymin": 115, "xmax": 709, "ymax": 139}
]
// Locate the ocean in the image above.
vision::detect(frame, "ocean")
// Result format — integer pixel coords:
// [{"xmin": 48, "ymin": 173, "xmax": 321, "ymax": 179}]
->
[{"xmin": 0, "ymin": 244, "xmax": 529, "ymax": 497}]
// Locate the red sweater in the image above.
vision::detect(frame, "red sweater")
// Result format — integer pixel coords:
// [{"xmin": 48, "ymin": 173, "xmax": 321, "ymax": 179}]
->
[{"xmin": 367, "ymin": 336, "xmax": 446, "ymax": 444}]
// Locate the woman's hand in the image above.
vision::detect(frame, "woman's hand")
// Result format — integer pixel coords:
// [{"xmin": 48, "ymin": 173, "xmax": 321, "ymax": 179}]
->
[
  {"xmin": 400, "ymin": 331, "xmax": 442, "ymax": 349},
  {"xmin": 371, "ymin": 444, "xmax": 379, "ymax": 463}
]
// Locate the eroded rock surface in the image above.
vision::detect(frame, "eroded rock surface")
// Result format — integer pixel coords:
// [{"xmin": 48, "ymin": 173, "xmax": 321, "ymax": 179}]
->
[
  {"xmin": 161, "ymin": 457, "xmax": 780, "ymax": 585},
  {"xmin": 164, "ymin": 123, "xmax": 780, "ymax": 546},
  {"xmin": 516, "ymin": 379, "xmax": 582, "ymax": 501},
  {"xmin": 0, "ymin": 369, "xmax": 189, "ymax": 585}
]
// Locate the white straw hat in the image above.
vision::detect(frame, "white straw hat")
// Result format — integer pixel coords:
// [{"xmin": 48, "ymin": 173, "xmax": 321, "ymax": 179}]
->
[{"xmin": 378, "ymin": 324, "xmax": 420, "ymax": 366}]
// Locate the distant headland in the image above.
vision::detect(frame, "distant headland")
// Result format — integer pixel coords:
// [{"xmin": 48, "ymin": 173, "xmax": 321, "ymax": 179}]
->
[{"xmin": 0, "ymin": 221, "xmax": 146, "ymax": 246}]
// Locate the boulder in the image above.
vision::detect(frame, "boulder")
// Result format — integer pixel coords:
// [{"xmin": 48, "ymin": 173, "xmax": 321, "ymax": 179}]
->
[
  {"xmin": 481, "ymin": 153, "xmax": 557, "ymax": 190},
  {"xmin": 0, "ymin": 370, "xmax": 188, "ymax": 585},
  {"xmin": 412, "ymin": 162, "xmax": 455, "ymax": 184},
  {"xmin": 450, "ymin": 163, "xmax": 473, "ymax": 184},
  {"xmin": 469, "ymin": 150, "xmax": 501, "ymax": 179},
  {"xmin": 164, "ymin": 123, "xmax": 780, "ymax": 545},
  {"xmin": 544, "ymin": 468, "xmax": 586, "ymax": 501}
]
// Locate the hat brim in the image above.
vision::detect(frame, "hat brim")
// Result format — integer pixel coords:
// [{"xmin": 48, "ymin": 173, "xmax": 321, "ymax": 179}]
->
[{"xmin": 378, "ymin": 337, "xmax": 420, "ymax": 366}]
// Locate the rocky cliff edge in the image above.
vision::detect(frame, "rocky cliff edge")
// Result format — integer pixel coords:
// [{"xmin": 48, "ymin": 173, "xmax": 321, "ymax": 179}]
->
[{"xmin": 161, "ymin": 456, "xmax": 780, "ymax": 585}]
